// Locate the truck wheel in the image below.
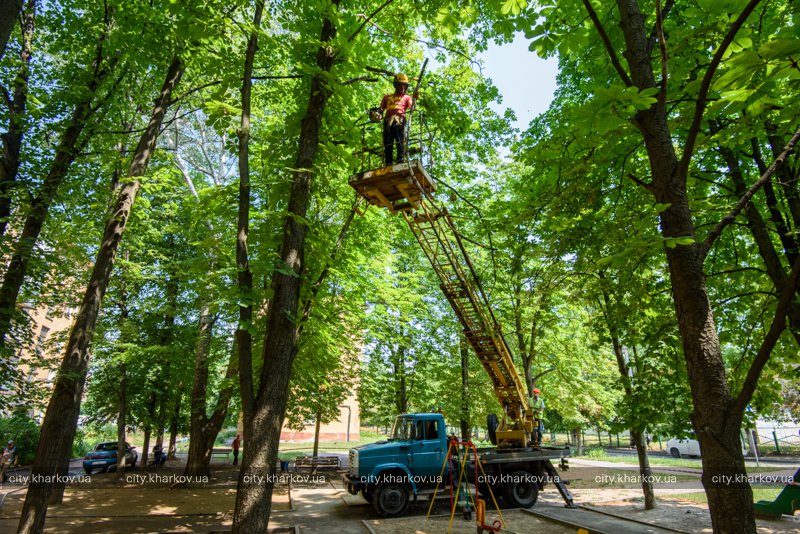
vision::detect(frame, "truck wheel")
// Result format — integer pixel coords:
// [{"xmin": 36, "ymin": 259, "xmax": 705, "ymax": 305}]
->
[
  {"xmin": 670, "ymin": 447, "xmax": 681, "ymax": 458},
  {"xmin": 373, "ymin": 481, "xmax": 410, "ymax": 517},
  {"xmin": 503, "ymin": 470, "xmax": 539, "ymax": 508},
  {"xmin": 487, "ymin": 413, "xmax": 499, "ymax": 446}
]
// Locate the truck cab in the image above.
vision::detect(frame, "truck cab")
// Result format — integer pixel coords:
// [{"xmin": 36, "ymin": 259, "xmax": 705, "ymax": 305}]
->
[
  {"xmin": 344, "ymin": 413, "xmax": 447, "ymax": 516},
  {"xmin": 345, "ymin": 412, "xmax": 574, "ymax": 517}
]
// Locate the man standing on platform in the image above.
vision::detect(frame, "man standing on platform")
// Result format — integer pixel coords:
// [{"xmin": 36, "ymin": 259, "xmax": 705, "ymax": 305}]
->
[{"xmin": 379, "ymin": 73, "xmax": 417, "ymax": 166}]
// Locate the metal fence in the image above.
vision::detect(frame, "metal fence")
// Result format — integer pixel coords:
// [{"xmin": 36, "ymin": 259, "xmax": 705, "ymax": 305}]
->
[
  {"xmin": 753, "ymin": 425, "xmax": 800, "ymax": 455},
  {"xmin": 546, "ymin": 426, "xmax": 800, "ymax": 456}
]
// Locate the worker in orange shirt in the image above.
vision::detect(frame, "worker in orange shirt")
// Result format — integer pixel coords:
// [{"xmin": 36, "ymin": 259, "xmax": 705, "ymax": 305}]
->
[{"xmin": 379, "ymin": 73, "xmax": 417, "ymax": 166}]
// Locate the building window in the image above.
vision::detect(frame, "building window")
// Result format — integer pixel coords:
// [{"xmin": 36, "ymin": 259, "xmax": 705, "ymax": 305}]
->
[{"xmin": 35, "ymin": 326, "xmax": 50, "ymax": 354}]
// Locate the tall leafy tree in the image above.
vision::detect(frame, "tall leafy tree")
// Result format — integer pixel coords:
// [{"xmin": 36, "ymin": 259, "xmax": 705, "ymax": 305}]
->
[
  {"xmin": 0, "ymin": 0, "xmax": 123, "ymax": 396},
  {"xmin": 17, "ymin": 55, "xmax": 184, "ymax": 534},
  {"xmin": 503, "ymin": 1, "xmax": 800, "ymax": 530},
  {"xmin": 0, "ymin": 0, "xmax": 33, "ymax": 238},
  {"xmin": 232, "ymin": 2, "xmax": 342, "ymax": 530}
]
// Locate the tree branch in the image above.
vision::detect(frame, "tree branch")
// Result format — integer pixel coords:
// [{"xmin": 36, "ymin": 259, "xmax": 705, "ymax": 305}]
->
[
  {"xmin": 169, "ymin": 75, "xmax": 302, "ymax": 105},
  {"xmin": 347, "ymin": 0, "xmax": 396, "ymax": 42},
  {"xmin": 655, "ymin": 0, "xmax": 668, "ymax": 102},
  {"xmin": 581, "ymin": 0, "xmax": 633, "ymax": 86},
  {"xmin": 297, "ymin": 197, "xmax": 362, "ymax": 336},
  {"xmin": 1, "ymin": 84, "xmax": 11, "ymax": 113},
  {"xmin": 360, "ymin": 17, "xmax": 478, "ymax": 69},
  {"xmin": 678, "ymin": 0, "xmax": 762, "ymax": 179},
  {"xmin": 731, "ymin": 252, "xmax": 800, "ymax": 417},
  {"xmin": 341, "ymin": 75, "xmax": 378, "ymax": 86},
  {"xmin": 702, "ymin": 126, "xmax": 800, "ymax": 257},
  {"xmin": 365, "ymin": 65, "xmax": 394, "ymax": 76},
  {"xmin": 648, "ymin": 0, "xmax": 674, "ymax": 47},
  {"xmin": 531, "ymin": 366, "xmax": 556, "ymax": 385},
  {"xmin": 627, "ymin": 172, "xmax": 654, "ymax": 192},
  {"xmin": 173, "ymin": 151, "xmax": 199, "ymax": 199},
  {"xmin": 208, "ymin": 342, "xmax": 239, "ymax": 431}
]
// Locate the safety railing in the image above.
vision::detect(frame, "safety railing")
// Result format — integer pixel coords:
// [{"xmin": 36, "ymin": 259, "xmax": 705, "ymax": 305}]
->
[{"xmin": 352, "ymin": 111, "xmax": 436, "ymax": 173}]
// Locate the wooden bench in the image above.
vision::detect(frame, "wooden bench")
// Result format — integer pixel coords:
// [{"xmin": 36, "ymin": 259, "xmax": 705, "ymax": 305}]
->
[
  {"xmin": 211, "ymin": 447, "xmax": 232, "ymax": 461},
  {"xmin": 294, "ymin": 455, "xmax": 340, "ymax": 471}
]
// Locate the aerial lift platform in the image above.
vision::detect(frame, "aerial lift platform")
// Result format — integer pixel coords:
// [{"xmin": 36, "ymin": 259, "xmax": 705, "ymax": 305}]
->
[{"xmin": 349, "ymin": 157, "xmax": 535, "ymax": 448}]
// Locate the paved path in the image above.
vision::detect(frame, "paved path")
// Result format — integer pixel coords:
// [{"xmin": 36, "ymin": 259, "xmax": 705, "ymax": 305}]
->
[
  {"xmin": 270, "ymin": 480, "xmax": 371, "ymax": 534},
  {"xmin": 526, "ymin": 503, "xmax": 691, "ymax": 534}
]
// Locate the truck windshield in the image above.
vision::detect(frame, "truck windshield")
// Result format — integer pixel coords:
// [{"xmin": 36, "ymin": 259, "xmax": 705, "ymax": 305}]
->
[{"xmin": 390, "ymin": 417, "xmax": 414, "ymax": 441}]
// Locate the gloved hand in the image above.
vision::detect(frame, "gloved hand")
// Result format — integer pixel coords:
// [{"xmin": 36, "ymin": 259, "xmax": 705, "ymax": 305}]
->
[{"xmin": 369, "ymin": 107, "xmax": 382, "ymax": 122}]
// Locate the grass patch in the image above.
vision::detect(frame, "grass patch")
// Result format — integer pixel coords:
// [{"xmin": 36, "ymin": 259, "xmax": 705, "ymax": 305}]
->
[
  {"xmin": 577, "ymin": 453, "xmax": 786, "ymax": 472},
  {"xmin": 666, "ymin": 487, "xmax": 783, "ymax": 505},
  {"xmin": 576, "ymin": 453, "xmax": 702, "ymax": 469},
  {"xmin": 566, "ymin": 470, "xmax": 699, "ymax": 489},
  {"xmin": 276, "ymin": 435, "xmax": 385, "ymax": 460}
]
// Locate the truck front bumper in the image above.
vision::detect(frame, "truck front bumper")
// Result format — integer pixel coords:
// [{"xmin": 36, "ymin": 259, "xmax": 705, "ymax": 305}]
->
[{"xmin": 342, "ymin": 473, "xmax": 363, "ymax": 495}]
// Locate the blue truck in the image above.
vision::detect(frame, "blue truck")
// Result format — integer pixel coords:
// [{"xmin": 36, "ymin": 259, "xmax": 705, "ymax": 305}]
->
[
  {"xmin": 347, "ymin": 157, "xmax": 575, "ymax": 517},
  {"xmin": 344, "ymin": 412, "xmax": 573, "ymax": 517}
]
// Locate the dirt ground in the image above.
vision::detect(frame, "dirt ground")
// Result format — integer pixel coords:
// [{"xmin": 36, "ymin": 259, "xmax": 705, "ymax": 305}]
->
[
  {"xmin": 366, "ymin": 492, "xmax": 799, "ymax": 534},
  {"xmin": 366, "ymin": 510, "xmax": 576, "ymax": 534},
  {"xmin": 0, "ymin": 462, "xmax": 291, "ymax": 533},
  {"xmin": 0, "ymin": 459, "xmax": 796, "ymax": 533},
  {"xmin": 583, "ymin": 498, "xmax": 800, "ymax": 534}
]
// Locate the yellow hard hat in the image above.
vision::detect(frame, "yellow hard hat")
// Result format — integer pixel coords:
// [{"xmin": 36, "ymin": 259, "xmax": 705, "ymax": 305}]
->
[{"xmin": 394, "ymin": 73, "xmax": 409, "ymax": 84}]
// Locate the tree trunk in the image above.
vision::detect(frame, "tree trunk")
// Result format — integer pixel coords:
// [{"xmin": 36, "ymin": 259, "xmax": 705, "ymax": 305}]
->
[
  {"xmin": 571, "ymin": 428, "xmax": 583, "ymax": 455},
  {"xmin": 0, "ymin": 0, "xmax": 33, "ymax": 238},
  {"xmin": 142, "ymin": 426, "xmax": 151, "ymax": 471},
  {"xmin": 615, "ymin": 1, "xmax": 756, "ymax": 530},
  {"xmin": 183, "ymin": 335, "xmax": 239, "ymax": 480},
  {"xmin": 161, "ymin": 264, "xmax": 180, "ymax": 461},
  {"xmin": 745, "ymin": 429, "xmax": 757, "ymax": 458},
  {"xmin": 235, "ymin": 0, "xmax": 262, "ymax": 438},
  {"xmin": 168, "ymin": 391, "xmax": 181, "ymax": 460},
  {"xmin": 231, "ymin": 3, "xmax": 340, "ymax": 531},
  {"xmin": 155, "ymin": 395, "xmax": 166, "ymax": 452},
  {"xmin": 182, "ymin": 427, "xmax": 215, "ymax": 480},
  {"xmin": 0, "ymin": 0, "xmax": 23, "ymax": 61},
  {"xmin": 395, "ymin": 345, "xmax": 408, "ymax": 413},
  {"xmin": 116, "ymin": 362, "xmax": 127, "ymax": 478},
  {"xmin": 184, "ymin": 306, "xmax": 215, "ymax": 479},
  {"xmin": 460, "ymin": 341, "xmax": 470, "ymax": 441},
  {"xmin": 312, "ymin": 410, "xmax": 321, "ymax": 459},
  {"xmin": 600, "ymin": 279, "xmax": 655, "ymax": 509},
  {"xmin": 0, "ymin": 33, "xmax": 112, "ymax": 352},
  {"xmin": 115, "ymin": 273, "xmax": 130, "ymax": 480},
  {"xmin": 15, "ymin": 57, "xmax": 183, "ymax": 534},
  {"xmin": 631, "ymin": 429, "xmax": 655, "ymax": 509},
  {"xmin": 142, "ymin": 393, "xmax": 157, "ymax": 470}
]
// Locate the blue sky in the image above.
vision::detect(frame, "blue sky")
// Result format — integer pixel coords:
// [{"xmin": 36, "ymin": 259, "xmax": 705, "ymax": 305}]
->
[{"xmin": 477, "ymin": 34, "xmax": 559, "ymax": 130}]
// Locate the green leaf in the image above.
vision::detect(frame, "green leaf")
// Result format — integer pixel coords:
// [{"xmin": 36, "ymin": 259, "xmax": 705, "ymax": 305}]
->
[
  {"xmin": 664, "ymin": 236, "xmax": 695, "ymax": 249},
  {"xmin": 501, "ymin": 0, "xmax": 527, "ymax": 16}
]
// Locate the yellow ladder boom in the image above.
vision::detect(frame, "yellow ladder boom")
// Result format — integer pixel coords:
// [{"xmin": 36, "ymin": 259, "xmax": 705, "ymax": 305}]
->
[{"xmin": 349, "ymin": 162, "xmax": 532, "ymax": 447}]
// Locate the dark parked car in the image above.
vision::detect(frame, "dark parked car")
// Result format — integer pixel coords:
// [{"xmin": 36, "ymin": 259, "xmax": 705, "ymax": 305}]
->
[{"xmin": 83, "ymin": 442, "xmax": 138, "ymax": 474}]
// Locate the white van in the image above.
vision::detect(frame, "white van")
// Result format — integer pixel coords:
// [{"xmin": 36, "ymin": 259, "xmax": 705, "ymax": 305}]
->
[
  {"xmin": 666, "ymin": 435, "xmax": 749, "ymax": 458},
  {"xmin": 666, "ymin": 437, "xmax": 701, "ymax": 458}
]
